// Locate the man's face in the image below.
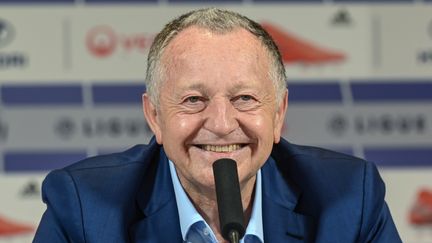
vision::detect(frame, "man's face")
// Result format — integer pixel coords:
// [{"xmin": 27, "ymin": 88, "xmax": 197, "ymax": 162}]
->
[{"xmin": 143, "ymin": 27, "xmax": 287, "ymax": 193}]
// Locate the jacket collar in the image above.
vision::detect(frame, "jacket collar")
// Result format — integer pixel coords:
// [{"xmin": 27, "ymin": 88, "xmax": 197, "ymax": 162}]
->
[
  {"xmin": 129, "ymin": 141, "xmax": 182, "ymax": 242},
  {"xmin": 262, "ymin": 139, "xmax": 315, "ymax": 242}
]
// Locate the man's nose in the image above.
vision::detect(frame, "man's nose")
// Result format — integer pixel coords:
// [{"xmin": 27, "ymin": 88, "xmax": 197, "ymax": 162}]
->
[{"xmin": 203, "ymin": 98, "xmax": 238, "ymax": 136}]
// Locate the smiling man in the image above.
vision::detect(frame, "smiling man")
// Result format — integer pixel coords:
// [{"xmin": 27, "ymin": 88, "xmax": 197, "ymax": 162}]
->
[{"xmin": 34, "ymin": 8, "xmax": 401, "ymax": 243}]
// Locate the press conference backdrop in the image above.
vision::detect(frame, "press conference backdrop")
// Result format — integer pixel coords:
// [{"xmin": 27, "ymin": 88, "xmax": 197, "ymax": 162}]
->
[{"xmin": 1, "ymin": 1, "xmax": 432, "ymax": 242}]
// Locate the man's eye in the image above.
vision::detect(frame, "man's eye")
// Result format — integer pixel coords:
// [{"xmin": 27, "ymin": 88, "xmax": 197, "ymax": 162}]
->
[
  {"xmin": 186, "ymin": 96, "xmax": 201, "ymax": 103},
  {"xmin": 233, "ymin": 95, "xmax": 255, "ymax": 103},
  {"xmin": 239, "ymin": 95, "xmax": 252, "ymax": 101},
  {"xmin": 182, "ymin": 96, "xmax": 206, "ymax": 112},
  {"xmin": 232, "ymin": 95, "xmax": 258, "ymax": 111}
]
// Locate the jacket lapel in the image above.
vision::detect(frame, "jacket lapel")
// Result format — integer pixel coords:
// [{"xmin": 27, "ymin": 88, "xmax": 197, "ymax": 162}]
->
[
  {"xmin": 262, "ymin": 154, "xmax": 315, "ymax": 242},
  {"xmin": 129, "ymin": 147, "xmax": 182, "ymax": 242}
]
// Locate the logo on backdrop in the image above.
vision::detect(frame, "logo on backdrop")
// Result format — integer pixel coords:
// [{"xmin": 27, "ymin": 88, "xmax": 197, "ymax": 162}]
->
[
  {"xmin": 331, "ymin": 8, "xmax": 353, "ymax": 26},
  {"xmin": 409, "ymin": 188, "xmax": 432, "ymax": 226},
  {"xmin": 86, "ymin": 26, "xmax": 117, "ymax": 58},
  {"xmin": 86, "ymin": 25, "xmax": 154, "ymax": 58},
  {"xmin": 417, "ymin": 19, "xmax": 432, "ymax": 64},
  {"xmin": 0, "ymin": 18, "xmax": 28, "ymax": 69},
  {"xmin": 261, "ymin": 22, "xmax": 346, "ymax": 65},
  {"xmin": 86, "ymin": 23, "xmax": 344, "ymax": 64},
  {"xmin": 54, "ymin": 116, "xmax": 152, "ymax": 140},
  {"xmin": 327, "ymin": 113, "xmax": 427, "ymax": 137},
  {"xmin": 0, "ymin": 119, "xmax": 8, "ymax": 142},
  {"xmin": 20, "ymin": 181, "xmax": 40, "ymax": 197},
  {"xmin": 0, "ymin": 18, "xmax": 14, "ymax": 48}
]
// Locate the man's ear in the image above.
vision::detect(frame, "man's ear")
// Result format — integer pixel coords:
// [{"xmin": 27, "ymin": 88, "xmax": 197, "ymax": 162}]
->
[
  {"xmin": 273, "ymin": 89, "xmax": 288, "ymax": 144},
  {"xmin": 142, "ymin": 93, "xmax": 163, "ymax": 144}
]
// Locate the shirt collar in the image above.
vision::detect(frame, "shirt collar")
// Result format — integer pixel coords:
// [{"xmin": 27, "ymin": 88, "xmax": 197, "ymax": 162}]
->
[{"xmin": 169, "ymin": 160, "xmax": 264, "ymax": 242}]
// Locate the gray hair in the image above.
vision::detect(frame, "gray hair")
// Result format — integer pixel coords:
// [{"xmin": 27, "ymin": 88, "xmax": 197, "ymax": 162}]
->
[{"xmin": 145, "ymin": 8, "xmax": 286, "ymax": 107}]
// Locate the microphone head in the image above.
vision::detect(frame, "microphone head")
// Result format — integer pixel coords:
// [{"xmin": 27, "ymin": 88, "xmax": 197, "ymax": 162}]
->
[{"xmin": 213, "ymin": 158, "xmax": 245, "ymax": 240}]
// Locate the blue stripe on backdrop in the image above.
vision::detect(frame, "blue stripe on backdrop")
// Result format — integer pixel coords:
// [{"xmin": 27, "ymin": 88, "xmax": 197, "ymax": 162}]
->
[
  {"xmin": 351, "ymin": 81, "xmax": 432, "ymax": 102},
  {"xmin": 4, "ymin": 151, "xmax": 87, "ymax": 172},
  {"xmin": 0, "ymin": 0, "xmax": 73, "ymax": 3},
  {"xmin": 1, "ymin": 84, "xmax": 83, "ymax": 106},
  {"xmin": 364, "ymin": 147, "xmax": 432, "ymax": 167},
  {"xmin": 92, "ymin": 83, "xmax": 145, "ymax": 105},
  {"xmin": 253, "ymin": 0, "xmax": 322, "ymax": 2},
  {"xmin": 252, "ymin": 0, "xmax": 415, "ymax": 1},
  {"xmin": 85, "ymin": 0, "xmax": 157, "ymax": 3},
  {"xmin": 168, "ymin": 0, "xmax": 241, "ymax": 2},
  {"xmin": 333, "ymin": 0, "xmax": 413, "ymax": 2},
  {"xmin": 288, "ymin": 82, "xmax": 342, "ymax": 103}
]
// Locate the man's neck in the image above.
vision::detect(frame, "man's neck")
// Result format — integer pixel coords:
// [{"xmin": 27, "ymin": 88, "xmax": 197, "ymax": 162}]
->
[{"xmin": 178, "ymin": 174, "xmax": 256, "ymax": 242}]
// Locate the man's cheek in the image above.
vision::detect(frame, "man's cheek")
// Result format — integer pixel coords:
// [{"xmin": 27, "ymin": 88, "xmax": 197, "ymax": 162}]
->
[{"xmin": 178, "ymin": 119, "xmax": 190, "ymax": 129}]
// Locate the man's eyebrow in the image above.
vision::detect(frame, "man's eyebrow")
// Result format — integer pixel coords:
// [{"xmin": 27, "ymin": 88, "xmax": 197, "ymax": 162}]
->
[
  {"xmin": 176, "ymin": 82, "xmax": 259, "ymax": 96},
  {"xmin": 177, "ymin": 83, "xmax": 209, "ymax": 94},
  {"xmin": 228, "ymin": 83, "xmax": 258, "ymax": 96}
]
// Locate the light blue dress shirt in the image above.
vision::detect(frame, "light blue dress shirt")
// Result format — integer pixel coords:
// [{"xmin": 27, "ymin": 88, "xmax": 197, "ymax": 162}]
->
[{"xmin": 169, "ymin": 160, "xmax": 263, "ymax": 243}]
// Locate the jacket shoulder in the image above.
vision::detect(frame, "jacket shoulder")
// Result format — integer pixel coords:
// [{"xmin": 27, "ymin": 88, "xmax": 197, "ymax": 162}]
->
[
  {"xmin": 269, "ymin": 139, "xmax": 400, "ymax": 242},
  {"xmin": 35, "ymin": 140, "xmax": 162, "ymax": 243}
]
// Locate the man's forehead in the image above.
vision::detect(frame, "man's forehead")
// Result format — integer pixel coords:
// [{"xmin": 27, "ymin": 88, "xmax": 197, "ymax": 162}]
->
[
  {"xmin": 159, "ymin": 25, "xmax": 272, "ymax": 90},
  {"xmin": 163, "ymin": 26, "xmax": 262, "ymax": 56},
  {"xmin": 160, "ymin": 26, "xmax": 269, "ymax": 76}
]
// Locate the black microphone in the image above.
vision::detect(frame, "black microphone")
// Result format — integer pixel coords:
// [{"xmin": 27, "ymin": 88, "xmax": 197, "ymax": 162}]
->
[{"xmin": 213, "ymin": 158, "xmax": 245, "ymax": 243}]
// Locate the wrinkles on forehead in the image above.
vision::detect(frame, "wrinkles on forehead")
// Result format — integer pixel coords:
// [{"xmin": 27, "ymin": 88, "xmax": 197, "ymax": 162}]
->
[{"xmin": 159, "ymin": 26, "xmax": 271, "ymax": 90}]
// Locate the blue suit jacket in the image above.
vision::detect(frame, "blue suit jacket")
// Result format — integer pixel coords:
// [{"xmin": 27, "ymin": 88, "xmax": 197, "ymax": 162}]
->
[{"xmin": 33, "ymin": 138, "xmax": 401, "ymax": 242}]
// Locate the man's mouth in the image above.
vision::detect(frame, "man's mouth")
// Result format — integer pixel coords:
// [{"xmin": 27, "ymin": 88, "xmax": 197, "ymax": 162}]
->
[{"xmin": 197, "ymin": 144, "xmax": 245, "ymax": 153}]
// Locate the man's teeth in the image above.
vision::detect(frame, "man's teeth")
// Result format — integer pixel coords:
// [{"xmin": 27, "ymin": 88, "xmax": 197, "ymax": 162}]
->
[{"xmin": 202, "ymin": 144, "xmax": 242, "ymax": 152}]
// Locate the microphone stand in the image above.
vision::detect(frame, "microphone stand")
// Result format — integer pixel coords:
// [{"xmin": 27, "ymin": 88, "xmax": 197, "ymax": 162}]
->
[{"xmin": 228, "ymin": 230, "xmax": 240, "ymax": 243}]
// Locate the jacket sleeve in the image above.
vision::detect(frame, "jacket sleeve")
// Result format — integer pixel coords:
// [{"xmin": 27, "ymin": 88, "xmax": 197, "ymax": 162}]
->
[
  {"xmin": 33, "ymin": 169, "xmax": 86, "ymax": 243},
  {"xmin": 357, "ymin": 161, "xmax": 402, "ymax": 243}
]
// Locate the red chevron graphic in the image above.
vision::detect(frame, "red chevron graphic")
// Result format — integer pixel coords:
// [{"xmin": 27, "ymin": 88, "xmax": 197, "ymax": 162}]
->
[
  {"xmin": 261, "ymin": 22, "xmax": 346, "ymax": 65},
  {"xmin": 409, "ymin": 189, "xmax": 432, "ymax": 225},
  {"xmin": 0, "ymin": 215, "xmax": 33, "ymax": 236}
]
